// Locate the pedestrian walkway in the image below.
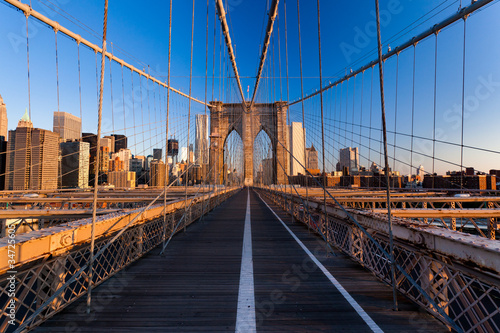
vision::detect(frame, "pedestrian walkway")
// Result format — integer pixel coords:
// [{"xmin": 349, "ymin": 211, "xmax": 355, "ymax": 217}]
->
[{"xmin": 38, "ymin": 188, "xmax": 447, "ymax": 332}]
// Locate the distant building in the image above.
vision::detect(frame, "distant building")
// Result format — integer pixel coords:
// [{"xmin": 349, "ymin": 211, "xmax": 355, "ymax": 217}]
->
[
  {"xmin": 0, "ymin": 136, "xmax": 7, "ymax": 190},
  {"xmin": 340, "ymin": 147, "xmax": 359, "ymax": 174},
  {"xmin": 288, "ymin": 122, "xmax": 305, "ymax": 176},
  {"xmin": 110, "ymin": 148, "xmax": 132, "ymax": 172},
  {"xmin": 0, "ymin": 94, "xmax": 8, "ymax": 139},
  {"xmin": 60, "ymin": 141, "xmax": 89, "ymax": 188},
  {"xmin": 103, "ymin": 135, "xmax": 116, "ymax": 153},
  {"xmin": 168, "ymin": 139, "xmax": 179, "ymax": 158},
  {"xmin": 5, "ymin": 110, "xmax": 59, "ymax": 190},
  {"xmin": 53, "ymin": 111, "xmax": 81, "ymax": 141},
  {"xmin": 145, "ymin": 155, "xmax": 154, "ymax": 170},
  {"xmin": 423, "ymin": 174, "xmax": 496, "ymax": 190},
  {"xmin": 416, "ymin": 165, "xmax": 425, "ymax": 182},
  {"xmin": 82, "ymin": 133, "xmax": 98, "ymax": 174},
  {"xmin": 153, "ymin": 148, "xmax": 162, "ymax": 161},
  {"xmin": 149, "ymin": 160, "xmax": 167, "ymax": 187},
  {"xmin": 100, "ymin": 137, "xmax": 114, "ymax": 153},
  {"xmin": 305, "ymin": 144, "xmax": 318, "ymax": 171},
  {"xmin": 195, "ymin": 114, "xmax": 209, "ymax": 165},
  {"xmin": 180, "ymin": 147, "xmax": 188, "ymax": 163},
  {"xmin": 129, "ymin": 158, "xmax": 144, "ymax": 174},
  {"xmin": 99, "ymin": 146, "xmax": 110, "ymax": 173},
  {"xmin": 111, "ymin": 134, "xmax": 127, "ymax": 152},
  {"xmin": 108, "ymin": 171, "xmax": 136, "ymax": 189}
]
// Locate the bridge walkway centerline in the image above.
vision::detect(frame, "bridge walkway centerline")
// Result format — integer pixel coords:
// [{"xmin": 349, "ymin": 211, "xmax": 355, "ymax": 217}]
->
[{"xmin": 36, "ymin": 188, "xmax": 447, "ymax": 332}]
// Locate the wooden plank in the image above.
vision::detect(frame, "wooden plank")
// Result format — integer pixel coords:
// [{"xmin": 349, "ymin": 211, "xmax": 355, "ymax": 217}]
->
[{"xmin": 35, "ymin": 189, "xmax": 448, "ymax": 332}]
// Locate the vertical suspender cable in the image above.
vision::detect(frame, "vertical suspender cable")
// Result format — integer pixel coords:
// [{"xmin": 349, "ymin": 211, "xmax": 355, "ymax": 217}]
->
[
  {"xmin": 284, "ymin": 0, "xmax": 293, "ymax": 221},
  {"xmin": 393, "ymin": 54, "xmax": 399, "ymax": 172},
  {"xmin": 131, "ymin": 71, "xmax": 137, "ymax": 162},
  {"xmin": 25, "ymin": 14, "xmax": 33, "ymax": 183},
  {"xmin": 368, "ymin": 67, "xmax": 373, "ymax": 164},
  {"xmin": 25, "ymin": 15, "xmax": 32, "ymax": 119},
  {"xmin": 359, "ymin": 71, "xmax": 364, "ymax": 153},
  {"xmin": 296, "ymin": 0, "xmax": 308, "ymax": 215},
  {"xmin": 55, "ymin": 30, "xmax": 60, "ymax": 112},
  {"xmin": 78, "ymin": 42, "xmax": 83, "ymax": 123},
  {"xmin": 316, "ymin": 0, "xmax": 327, "ymax": 239},
  {"xmin": 121, "ymin": 65, "xmax": 126, "ymax": 138},
  {"xmin": 55, "ymin": 29, "xmax": 61, "ymax": 187},
  {"xmin": 374, "ymin": 0, "xmax": 398, "ymax": 311},
  {"xmin": 87, "ymin": 0, "xmax": 108, "ymax": 314},
  {"xmin": 432, "ymin": 34, "xmax": 438, "ymax": 188},
  {"xmin": 110, "ymin": 50, "xmax": 115, "ymax": 134},
  {"xmin": 185, "ymin": 0, "xmax": 195, "ymax": 231},
  {"xmin": 460, "ymin": 18, "xmax": 467, "ymax": 191},
  {"xmin": 410, "ymin": 45, "xmax": 416, "ymax": 179},
  {"xmin": 162, "ymin": 0, "xmax": 172, "ymax": 248}
]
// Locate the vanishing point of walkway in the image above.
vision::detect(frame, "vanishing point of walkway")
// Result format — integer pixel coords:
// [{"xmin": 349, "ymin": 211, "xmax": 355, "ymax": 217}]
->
[{"xmin": 38, "ymin": 188, "xmax": 447, "ymax": 332}]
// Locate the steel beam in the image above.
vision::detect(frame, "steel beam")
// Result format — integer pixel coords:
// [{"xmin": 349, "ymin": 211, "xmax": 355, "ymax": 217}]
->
[
  {"xmin": 214, "ymin": 0, "xmax": 247, "ymax": 106},
  {"xmin": 372, "ymin": 208, "xmax": 500, "ymax": 218},
  {"xmin": 268, "ymin": 188, "xmax": 500, "ymax": 275},
  {"xmin": 249, "ymin": 0, "xmax": 280, "ymax": 108},
  {"xmin": 2, "ymin": 0, "xmax": 209, "ymax": 106}
]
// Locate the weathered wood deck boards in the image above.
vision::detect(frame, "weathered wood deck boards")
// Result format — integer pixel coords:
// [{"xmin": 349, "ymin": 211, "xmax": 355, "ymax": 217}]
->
[{"xmin": 37, "ymin": 188, "xmax": 447, "ymax": 332}]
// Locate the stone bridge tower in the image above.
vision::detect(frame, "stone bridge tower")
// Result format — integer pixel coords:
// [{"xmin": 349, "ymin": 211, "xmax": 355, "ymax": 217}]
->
[{"xmin": 209, "ymin": 101, "xmax": 288, "ymax": 186}]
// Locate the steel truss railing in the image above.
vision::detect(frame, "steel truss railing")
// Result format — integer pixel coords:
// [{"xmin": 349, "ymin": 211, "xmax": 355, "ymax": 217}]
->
[
  {"xmin": 0, "ymin": 188, "xmax": 239, "ymax": 332},
  {"xmin": 258, "ymin": 188, "xmax": 500, "ymax": 333}
]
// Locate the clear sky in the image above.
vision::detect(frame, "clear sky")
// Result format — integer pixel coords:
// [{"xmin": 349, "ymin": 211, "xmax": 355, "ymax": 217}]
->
[{"xmin": 0, "ymin": 0, "xmax": 499, "ymax": 175}]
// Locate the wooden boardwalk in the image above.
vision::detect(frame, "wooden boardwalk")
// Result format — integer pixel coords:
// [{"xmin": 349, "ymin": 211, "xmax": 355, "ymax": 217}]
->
[{"xmin": 38, "ymin": 188, "xmax": 447, "ymax": 332}]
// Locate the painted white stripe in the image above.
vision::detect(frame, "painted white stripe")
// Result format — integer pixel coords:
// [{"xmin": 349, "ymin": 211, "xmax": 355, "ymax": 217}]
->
[
  {"xmin": 235, "ymin": 188, "xmax": 256, "ymax": 333},
  {"xmin": 256, "ymin": 191, "xmax": 384, "ymax": 333}
]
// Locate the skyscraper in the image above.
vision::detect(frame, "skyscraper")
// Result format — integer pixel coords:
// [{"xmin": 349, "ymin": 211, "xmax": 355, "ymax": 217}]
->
[
  {"xmin": 0, "ymin": 94, "xmax": 8, "ymax": 139},
  {"xmin": 288, "ymin": 122, "xmax": 305, "ymax": 176},
  {"xmin": 100, "ymin": 137, "xmax": 114, "ymax": 153},
  {"xmin": 0, "ymin": 136, "xmax": 7, "ymax": 190},
  {"xmin": 339, "ymin": 147, "xmax": 359, "ymax": 174},
  {"xmin": 195, "ymin": 114, "xmax": 209, "ymax": 165},
  {"xmin": 60, "ymin": 141, "xmax": 90, "ymax": 188},
  {"xmin": 153, "ymin": 148, "xmax": 162, "ymax": 161},
  {"xmin": 306, "ymin": 144, "xmax": 318, "ymax": 170},
  {"xmin": 150, "ymin": 160, "xmax": 167, "ymax": 187},
  {"xmin": 103, "ymin": 135, "xmax": 116, "ymax": 153},
  {"xmin": 5, "ymin": 110, "xmax": 59, "ymax": 190},
  {"xmin": 82, "ymin": 133, "xmax": 98, "ymax": 174},
  {"xmin": 53, "ymin": 111, "xmax": 81, "ymax": 141},
  {"xmin": 111, "ymin": 134, "xmax": 127, "ymax": 152}
]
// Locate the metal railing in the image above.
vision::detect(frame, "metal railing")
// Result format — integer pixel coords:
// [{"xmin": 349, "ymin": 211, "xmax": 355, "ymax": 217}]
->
[
  {"xmin": 0, "ymin": 187, "xmax": 239, "ymax": 332},
  {"xmin": 258, "ymin": 187, "xmax": 500, "ymax": 333}
]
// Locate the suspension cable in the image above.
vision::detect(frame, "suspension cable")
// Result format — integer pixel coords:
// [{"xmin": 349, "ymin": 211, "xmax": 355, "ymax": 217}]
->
[
  {"xmin": 460, "ymin": 17, "xmax": 467, "ymax": 191},
  {"xmin": 374, "ymin": 0, "xmax": 398, "ymax": 312},
  {"xmin": 184, "ymin": 0, "xmax": 195, "ymax": 231},
  {"xmin": 162, "ymin": 0, "xmax": 173, "ymax": 249},
  {"xmin": 250, "ymin": 0, "xmax": 280, "ymax": 109},
  {"xmin": 87, "ymin": 0, "xmax": 108, "ymax": 314},
  {"xmin": 316, "ymin": 0, "xmax": 328, "ymax": 243}
]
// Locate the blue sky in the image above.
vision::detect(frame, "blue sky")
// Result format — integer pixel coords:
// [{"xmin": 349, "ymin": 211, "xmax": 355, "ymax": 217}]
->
[{"xmin": 0, "ymin": 0, "xmax": 499, "ymax": 175}]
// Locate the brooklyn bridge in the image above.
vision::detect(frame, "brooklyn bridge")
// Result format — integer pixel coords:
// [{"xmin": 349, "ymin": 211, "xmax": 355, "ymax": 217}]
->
[{"xmin": 0, "ymin": 0, "xmax": 499, "ymax": 332}]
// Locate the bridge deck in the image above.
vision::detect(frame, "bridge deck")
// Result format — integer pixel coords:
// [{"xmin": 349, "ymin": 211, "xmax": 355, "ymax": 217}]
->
[{"xmin": 38, "ymin": 189, "xmax": 447, "ymax": 332}]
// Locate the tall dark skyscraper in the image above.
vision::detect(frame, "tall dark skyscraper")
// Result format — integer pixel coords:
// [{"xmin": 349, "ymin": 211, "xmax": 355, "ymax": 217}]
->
[
  {"xmin": 111, "ymin": 134, "xmax": 127, "ymax": 152},
  {"xmin": 0, "ymin": 136, "xmax": 7, "ymax": 190},
  {"xmin": 60, "ymin": 141, "xmax": 90, "ymax": 188},
  {"xmin": 195, "ymin": 114, "xmax": 209, "ymax": 165},
  {"xmin": 153, "ymin": 148, "xmax": 162, "ymax": 161},
  {"xmin": 82, "ymin": 133, "xmax": 98, "ymax": 174}
]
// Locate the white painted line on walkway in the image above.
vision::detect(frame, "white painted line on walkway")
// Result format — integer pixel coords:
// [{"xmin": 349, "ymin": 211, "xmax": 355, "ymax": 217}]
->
[
  {"xmin": 256, "ymin": 191, "xmax": 384, "ymax": 333},
  {"xmin": 235, "ymin": 188, "xmax": 256, "ymax": 333}
]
